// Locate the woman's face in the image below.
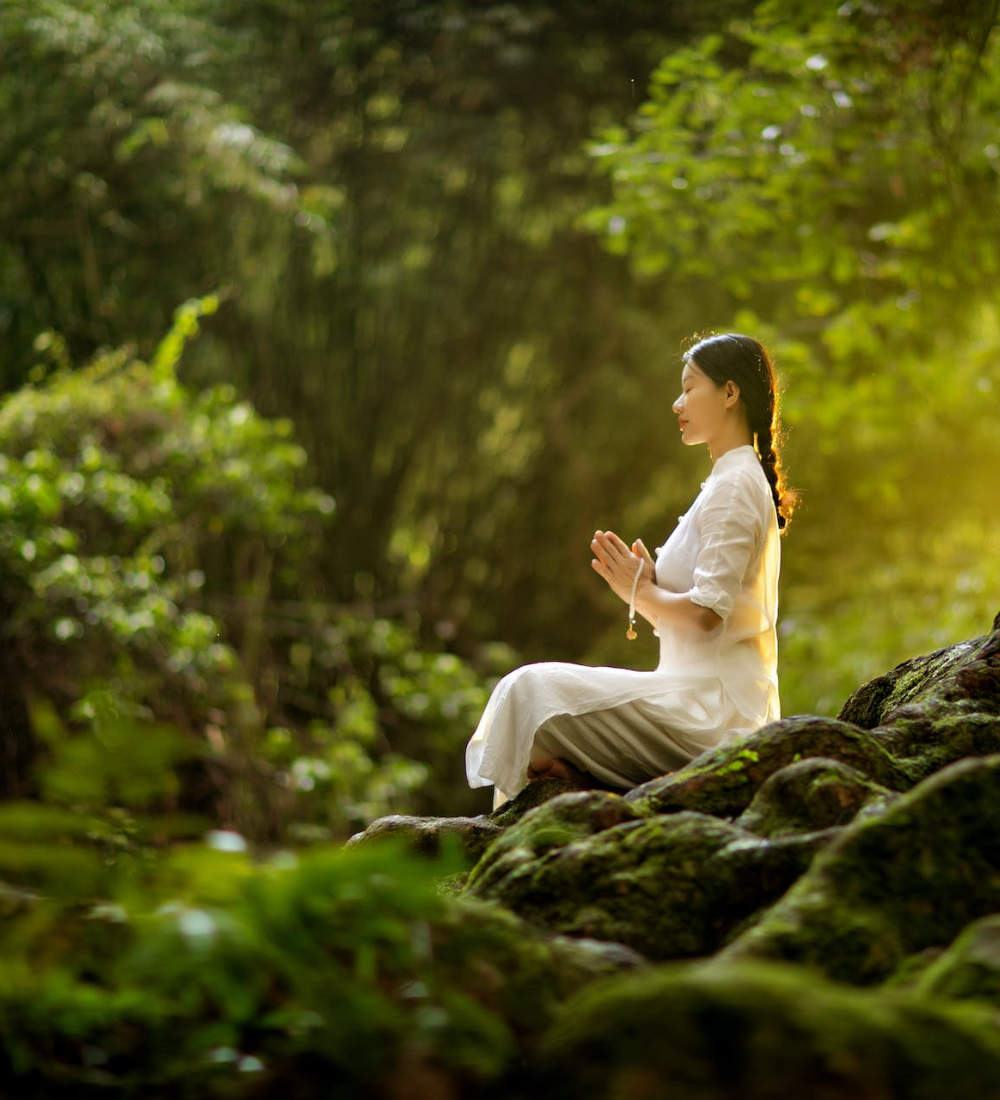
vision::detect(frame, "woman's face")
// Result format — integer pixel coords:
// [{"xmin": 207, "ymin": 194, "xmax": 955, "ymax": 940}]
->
[{"xmin": 672, "ymin": 359, "xmax": 733, "ymax": 447}]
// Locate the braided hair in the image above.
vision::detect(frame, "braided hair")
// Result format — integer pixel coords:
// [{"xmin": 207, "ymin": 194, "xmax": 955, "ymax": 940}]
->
[{"xmin": 684, "ymin": 333, "xmax": 797, "ymax": 532}]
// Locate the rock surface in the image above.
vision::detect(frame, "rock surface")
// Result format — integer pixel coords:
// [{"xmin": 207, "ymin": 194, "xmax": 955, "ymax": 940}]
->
[
  {"xmin": 348, "ymin": 777, "xmax": 577, "ymax": 860},
  {"xmin": 465, "ymin": 794, "xmax": 831, "ymax": 960},
  {"xmin": 734, "ymin": 756, "xmax": 896, "ymax": 836},
  {"xmin": 720, "ymin": 754, "xmax": 1000, "ymax": 983},
  {"xmin": 536, "ymin": 961, "xmax": 1000, "ymax": 1099},
  {"xmin": 623, "ymin": 714, "xmax": 910, "ymax": 816},
  {"xmin": 915, "ymin": 914, "xmax": 1000, "ymax": 1004}
]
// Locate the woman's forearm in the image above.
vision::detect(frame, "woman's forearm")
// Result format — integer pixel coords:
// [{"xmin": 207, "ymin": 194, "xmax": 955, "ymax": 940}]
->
[{"xmin": 634, "ymin": 578, "xmax": 722, "ymax": 633}]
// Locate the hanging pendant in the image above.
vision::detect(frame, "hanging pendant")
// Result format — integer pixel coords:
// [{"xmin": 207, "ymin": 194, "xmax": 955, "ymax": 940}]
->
[{"xmin": 626, "ymin": 556, "xmax": 643, "ymax": 643}]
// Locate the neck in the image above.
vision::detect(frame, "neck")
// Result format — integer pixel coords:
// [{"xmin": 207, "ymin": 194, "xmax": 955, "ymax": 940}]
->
[{"xmin": 708, "ymin": 422, "xmax": 754, "ymax": 464}]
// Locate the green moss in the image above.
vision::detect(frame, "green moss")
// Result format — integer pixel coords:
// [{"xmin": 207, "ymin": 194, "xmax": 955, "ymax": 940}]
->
[
  {"xmin": 722, "ymin": 755, "xmax": 1000, "ymax": 985},
  {"xmin": 487, "ymin": 778, "xmax": 580, "ymax": 828},
  {"xmin": 915, "ymin": 915, "xmax": 1000, "ymax": 1005},
  {"xmin": 626, "ymin": 715, "xmax": 907, "ymax": 820},
  {"xmin": 464, "ymin": 791, "xmax": 644, "ymax": 897},
  {"xmin": 736, "ymin": 757, "xmax": 897, "ymax": 838},
  {"xmin": 467, "ymin": 810, "xmax": 828, "ymax": 962},
  {"xmin": 839, "ymin": 629, "xmax": 998, "ymax": 730},
  {"xmin": 889, "ymin": 713, "xmax": 1000, "ymax": 784},
  {"xmin": 536, "ymin": 960, "xmax": 1000, "ymax": 1099}
]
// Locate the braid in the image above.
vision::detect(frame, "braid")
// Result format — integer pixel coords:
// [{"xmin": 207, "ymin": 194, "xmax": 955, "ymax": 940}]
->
[{"xmin": 754, "ymin": 418, "xmax": 788, "ymax": 531}]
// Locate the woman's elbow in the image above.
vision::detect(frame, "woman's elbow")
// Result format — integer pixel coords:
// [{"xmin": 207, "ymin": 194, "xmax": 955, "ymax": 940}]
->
[{"xmin": 696, "ymin": 605, "xmax": 724, "ymax": 632}]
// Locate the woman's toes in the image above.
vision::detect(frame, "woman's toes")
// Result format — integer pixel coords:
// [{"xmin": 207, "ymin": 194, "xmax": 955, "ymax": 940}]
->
[
  {"xmin": 545, "ymin": 757, "xmax": 574, "ymax": 781},
  {"xmin": 528, "ymin": 757, "xmax": 555, "ymax": 780},
  {"xmin": 528, "ymin": 756, "xmax": 589, "ymax": 785}
]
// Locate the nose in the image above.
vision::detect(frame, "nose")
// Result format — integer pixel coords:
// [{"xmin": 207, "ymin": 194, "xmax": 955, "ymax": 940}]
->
[{"xmin": 672, "ymin": 394, "xmax": 683, "ymax": 414}]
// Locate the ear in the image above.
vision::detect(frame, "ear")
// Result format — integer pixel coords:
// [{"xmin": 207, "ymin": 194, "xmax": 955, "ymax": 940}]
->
[{"xmin": 724, "ymin": 380, "xmax": 740, "ymax": 407}]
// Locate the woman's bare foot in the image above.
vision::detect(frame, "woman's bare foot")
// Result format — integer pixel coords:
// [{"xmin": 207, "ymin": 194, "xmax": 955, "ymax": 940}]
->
[{"xmin": 527, "ymin": 755, "xmax": 588, "ymax": 785}]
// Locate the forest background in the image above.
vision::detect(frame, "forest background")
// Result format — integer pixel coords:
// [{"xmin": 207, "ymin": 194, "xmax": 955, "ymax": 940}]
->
[{"xmin": 2, "ymin": 0, "xmax": 999, "ymax": 844}]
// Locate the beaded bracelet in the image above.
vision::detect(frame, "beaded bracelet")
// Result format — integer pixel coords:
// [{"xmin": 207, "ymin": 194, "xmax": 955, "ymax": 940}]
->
[{"xmin": 626, "ymin": 557, "xmax": 644, "ymax": 640}]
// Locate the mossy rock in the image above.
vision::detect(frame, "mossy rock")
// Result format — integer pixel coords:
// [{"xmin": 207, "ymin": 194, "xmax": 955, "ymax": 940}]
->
[
  {"xmin": 466, "ymin": 806, "xmax": 831, "ymax": 961},
  {"xmin": 464, "ymin": 790, "xmax": 646, "ymax": 897},
  {"xmin": 426, "ymin": 897, "xmax": 647, "ymax": 1045},
  {"xmin": 346, "ymin": 812, "xmax": 503, "ymax": 861},
  {"xmin": 535, "ymin": 960, "xmax": 1000, "ymax": 1100},
  {"xmin": 839, "ymin": 615, "xmax": 1000, "ymax": 730},
  {"xmin": 872, "ymin": 711, "xmax": 1000, "ymax": 786},
  {"xmin": 721, "ymin": 754, "xmax": 1000, "ymax": 985},
  {"xmin": 348, "ymin": 779, "xmax": 577, "ymax": 862},
  {"xmin": 735, "ymin": 756, "xmax": 897, "ymax": 837},
  {"xmin": 914, "ymin": 914, "xmax": 1000, "ymax": 1006},
  {"xmin": 839, "ymin": 617, "xmax": 1000, "ymax": 786},
  {"xmin": 486, "ymin": 777, "xmax": 581, "ymax": 827},
  {"xmin": 624, "ymin": 715, "xmax": 908, "ymax": 820}
]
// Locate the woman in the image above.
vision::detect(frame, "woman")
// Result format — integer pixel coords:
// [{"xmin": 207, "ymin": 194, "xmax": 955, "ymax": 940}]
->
[{"xmin": 465, "ymin": 333, "xmax": 795, "ymax": 810}]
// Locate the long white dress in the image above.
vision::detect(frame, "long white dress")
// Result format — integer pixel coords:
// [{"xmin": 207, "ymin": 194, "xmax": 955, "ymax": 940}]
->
[{"xmin": 465, "ymin": 445, "xmax": 781, "ymax": 806}]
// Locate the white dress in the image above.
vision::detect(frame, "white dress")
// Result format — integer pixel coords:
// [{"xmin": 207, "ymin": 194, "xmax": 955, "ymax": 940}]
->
[{"xmin": 465, "ymin": 445, "xmax": 781, "ymax": 805}]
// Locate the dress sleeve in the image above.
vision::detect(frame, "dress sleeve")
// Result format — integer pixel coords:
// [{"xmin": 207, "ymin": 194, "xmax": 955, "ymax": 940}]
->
[{"xmin": 688, "ymin": 472, "xmax": 763, "ymax": 621}]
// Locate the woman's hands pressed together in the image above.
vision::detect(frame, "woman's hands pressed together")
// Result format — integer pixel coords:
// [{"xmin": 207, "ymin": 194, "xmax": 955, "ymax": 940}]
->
[
  {"xmin": 590, "ymin": 530, "xmax": 656, "ymax": 604},
  {"xmin": 591, "ymin": 528, "xmax": 722, "ymax": 634}
]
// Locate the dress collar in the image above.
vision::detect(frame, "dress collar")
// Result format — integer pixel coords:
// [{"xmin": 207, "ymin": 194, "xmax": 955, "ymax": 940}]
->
[{"xmin": 709, "ymin": 444, "xmax": 757, "ymax": 477}]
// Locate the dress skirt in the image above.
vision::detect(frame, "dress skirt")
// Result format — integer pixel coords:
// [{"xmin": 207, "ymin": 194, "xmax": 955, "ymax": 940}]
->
[{"xmin": 466, "ymin": 658, "xmax": 763, "ymax": 809}]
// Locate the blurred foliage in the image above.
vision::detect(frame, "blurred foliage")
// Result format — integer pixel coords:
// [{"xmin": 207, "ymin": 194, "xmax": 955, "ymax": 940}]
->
[
  {"xmin": 0, "ymin": 0, "xmax": 300, "ymax": 379},
  {"xmin": 0, "ymin": 0, "xmax": 747, "ymax": 659},
  {"xmin": 0, "ymin": 831, "xmax": 642, "ymax": 1097},
  {"xmin": 0, "ymin": 300, "xmax": 491, "ymax": 844},
  {"xmin": 0, "ymin": 837, "xmax": 522, "ymax": 1096}
]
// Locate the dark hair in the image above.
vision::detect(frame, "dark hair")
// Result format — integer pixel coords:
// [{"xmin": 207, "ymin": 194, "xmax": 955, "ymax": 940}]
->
[{"xmin": 685, "ymin": 332, "xmax": 797, "ymax": 531}]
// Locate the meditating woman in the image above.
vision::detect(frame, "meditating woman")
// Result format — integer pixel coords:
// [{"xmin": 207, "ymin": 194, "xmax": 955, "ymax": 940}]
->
[{"xmin": 465, "ymin": 332, "xmax": 795, "ymax": 810}]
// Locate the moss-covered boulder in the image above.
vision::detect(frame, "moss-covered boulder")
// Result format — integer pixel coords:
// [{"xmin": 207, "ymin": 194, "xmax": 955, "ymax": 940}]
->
[
  {"xmin": 623, "ymin": 715, "xmax": 908, "ymax": 819},
  {"xmin": 425, "ymin": 896, "xmax": 648, "ymax": 1044},
  {"xmin": 464, "ymin": 790, "xmax": 646, "ymax": 895},
  {"xmin": 872, "ymin": 710, "xmax": 1000, "ymax": 787},
  {"xmin": 535, "ymin": 961, "xmax": 1000, "ymax": 1100},
  {"xmin": 914, "ymin": 914, "xmax": 1000, "ymax": 1006},
  {"xmin": 346, "ymin": 812, "xmax": 503, "ymax": 861},
  {"xmin": 735, "ymin": 756, "xmax": 897, "ymax": 837},
  {"xmin": 834, "ymin": 618, "xmax": 1000, "ymax": 791},
  {"xmin": 466, "ymin": 800, "xmax": 831, "ymax": 961},
  {"xmin": 485, "ymin": 777, "xmax": 582, "ymax": 827},
  {"xmin": 347, "ymin": 778, "xmax": 577, "ymax": 861},
  {"xmin": 721, "ymin": 754, "xmax": 1000, "ymax": 984},
  {"xmin": 840, "ymin": 614, "xmax": 1000, "ymax": 730}
]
